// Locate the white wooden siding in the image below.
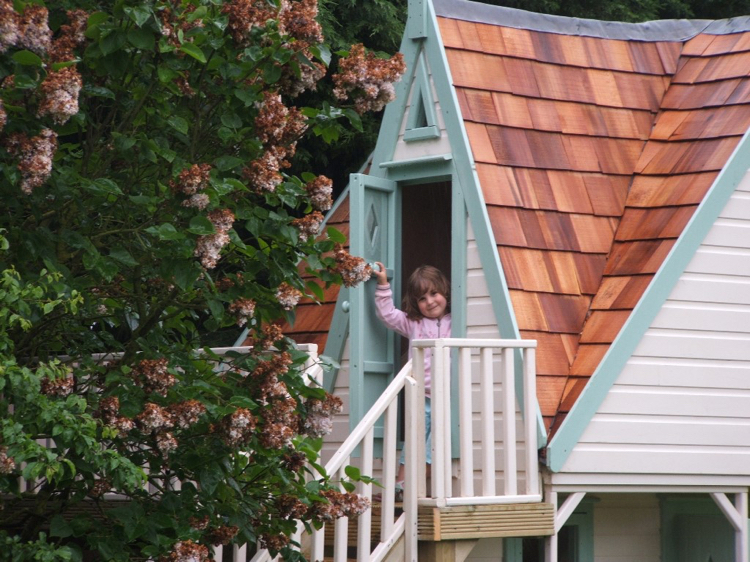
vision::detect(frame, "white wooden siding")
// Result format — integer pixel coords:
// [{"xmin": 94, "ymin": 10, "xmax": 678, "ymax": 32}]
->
[{"xmin": 561, "ymin": 172, "xmax": 750, "ymax": 480}]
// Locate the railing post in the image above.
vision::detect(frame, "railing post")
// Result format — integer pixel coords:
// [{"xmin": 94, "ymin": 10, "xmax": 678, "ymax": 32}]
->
[
  {"xmin": 524, "ymin": 346, "xmax": 539, "ymax": 495},
  {"xmin": 404, "ymin": 377, "xmax": 419, "ymax": 562},
  {"xmin": 431, "ymin": 340, "xmax": 447, "ymax": 502},
  {"xmin": 413, "ymin": 346, "xmax": 427, "ymax": 499},
  {"xmin": 502, "ymin": 347, "xmax": 517, "ymax": 496}
]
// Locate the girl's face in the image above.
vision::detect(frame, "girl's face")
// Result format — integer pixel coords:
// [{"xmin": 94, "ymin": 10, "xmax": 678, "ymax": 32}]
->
[{"xmin": 417, "ymin": 288, "xmax": 447, "ymax": 320}]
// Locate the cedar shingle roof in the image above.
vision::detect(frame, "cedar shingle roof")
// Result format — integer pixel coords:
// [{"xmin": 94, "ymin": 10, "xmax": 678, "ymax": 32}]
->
[{"xmin": 269, "ymin": 0, "xmax": 750, "ymax": 437}]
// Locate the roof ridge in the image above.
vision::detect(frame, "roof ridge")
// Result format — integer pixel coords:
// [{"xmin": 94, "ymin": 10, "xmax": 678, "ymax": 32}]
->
[{"xmin": 433, "ymin": 0, "xmax": 750, "ymax": 41}]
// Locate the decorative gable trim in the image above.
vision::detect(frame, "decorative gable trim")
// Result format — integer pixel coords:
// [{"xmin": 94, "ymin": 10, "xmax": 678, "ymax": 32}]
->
[
  {"xmin": 546, "ymin": 129, "xmax": 750, "ymax": 472},
  {"xmin": 403, "ymin": 53, "xmax": 441, "ymax": 142}
]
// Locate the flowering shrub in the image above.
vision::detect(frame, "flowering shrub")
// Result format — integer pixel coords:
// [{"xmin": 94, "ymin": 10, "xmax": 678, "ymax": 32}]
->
[{"xmin": 0, "ymin": 1, "xmax": 402, "ymax": 560}]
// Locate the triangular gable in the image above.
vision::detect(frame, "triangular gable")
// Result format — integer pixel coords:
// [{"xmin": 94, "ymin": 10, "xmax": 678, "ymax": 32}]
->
[
  {"xmin": 547, "ymin": 129, "xmax": 750, "ymax": 472},
  {"xmin": 403, "ymin": 53, "xmax": 441, "ymax": 141}
]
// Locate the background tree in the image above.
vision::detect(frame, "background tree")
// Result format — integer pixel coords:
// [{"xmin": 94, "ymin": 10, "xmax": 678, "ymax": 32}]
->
[{"xmin": 0, "ymin": 1, "xmax": 404, "ymax": 560}]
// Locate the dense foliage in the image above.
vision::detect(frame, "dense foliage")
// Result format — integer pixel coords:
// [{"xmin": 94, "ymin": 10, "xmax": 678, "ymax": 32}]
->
[{"xmin": 0, "ymin": 1, "xmax": 404, "ymax": 560}]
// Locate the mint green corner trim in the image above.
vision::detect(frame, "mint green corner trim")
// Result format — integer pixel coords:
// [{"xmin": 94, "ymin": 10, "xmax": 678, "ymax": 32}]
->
[
  {"xmin": 503, "ymin": 538, "xmax": 523, "ymax": 562},
  {"xmin": 418, "ymin": 0, "xmax": 547, "ymax": 446},
  {"xmin": 408, "ymin": 0, "xmax": 428, "ymax": 39},
  {"xmin": 547, "ymin": 129, "xmax": 750, "ymax": 472}
]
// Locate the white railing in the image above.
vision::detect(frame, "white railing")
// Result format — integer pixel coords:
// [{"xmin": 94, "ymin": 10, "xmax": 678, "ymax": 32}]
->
[{"xmin": 411, "ymin": 338, "xmax": 540, "ymax": 507}]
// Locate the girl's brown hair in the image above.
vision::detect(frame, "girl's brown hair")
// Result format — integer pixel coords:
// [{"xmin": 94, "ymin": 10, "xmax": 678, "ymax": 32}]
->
[{"xmin": 402, "ymin": 265, "xmax": 450, "ymax": 321}]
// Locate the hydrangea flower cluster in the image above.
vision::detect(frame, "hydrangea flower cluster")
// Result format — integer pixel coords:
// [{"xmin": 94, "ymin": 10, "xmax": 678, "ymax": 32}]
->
[
  {"xmin": 228, "ymin": 297, "xmax": 256, "ymax": 327},
  {"xmin": 0, "ymin": 447, "xmax": 16, "ymax": 475},
  {"xmin": 132, "ymin": 358, "xmax": 176, "ymax": 397},
  {"xmin": 303, "ymin": 394, "xmax": 343, "ymax": 438},
  {"xmin": 36, "ymin": 67, "xmax": 82, "ymax": 125},
  {"xmin": 171, "ymin": 163, "xmax": 212, "ymax": 210},
  {"xmin": 276, "ymin": 282, "xmax": 302, "ymax": 310},
  {"xmin": 333, "ymin": 243, "xmax": 373, "ymax": 287},
  {"xmin": 308, "ymin": 489, "xmax": 370, "ymax": 522},
  {"xmin": 40, "ymin": 375, "xmax": 75, "ymax": 397},
  {"xmin": 292, "ymin": 210, "xmax": 324, "ymax": 242},
  {"xmin": 194, "ymin": 209, "xmax": 235, "ymax": 269},
  {"xmin": 4, "ymin": 129, "xmax": 58, "ymax": 194},
  {"xmin": 333, "ymin": 43, "xmax": 406, "ymax": 114},
  {"xmin": 160, "ymin": 540, "xmax": 210, "ymax": 562},
  {"xmin": 95, "ymin": 396, "xmax": 136, "ymax": 436},
  {"xmin": 217, "ymin": 408, "xmax": 257, "ymax": 447},
  {"xmin": 306, "ymin": 175, "xmax": 333, "ymax": 211}
]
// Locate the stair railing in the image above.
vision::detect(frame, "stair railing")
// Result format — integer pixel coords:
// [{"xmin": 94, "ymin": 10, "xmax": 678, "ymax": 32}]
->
[{"xmin": 411, "ymin": 338, "xmax": 540, "ymax": 507}]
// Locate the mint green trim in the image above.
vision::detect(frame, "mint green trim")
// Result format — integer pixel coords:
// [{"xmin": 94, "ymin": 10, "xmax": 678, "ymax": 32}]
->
[
  {"xmin": 547, "ymin": 129, "xmax": 750, "ymax": 472},
  {"xmin": 418, "ymin": 0, "xmax": 547, "ymax": 446},
  {"xmin": 404, "ymin": 126, "xmax": 440, "ymax": 141},
  {"xmin": 408, "ymin": 0, "xmax": 428, "ymax": 39},
  {"xmin": 404, "ymin": 53, "xmax": 441, "ymax": 141},
  {"xmin": 323, "ymin": 287, "xmax": 349, "ymax": 392},
  {"xmin": 380, "ymin": 153, "xmax": 452, "ymax": 169},
  {"xmin": 503, "ymin": 538, "xmax": 523, "ymax": 562},
  {"xmin": 563, "ymin": 498, "xmax": 595, "ymax": 562},
  {"xmin": 661, "ymin": 495, "xmax": 734, "ymax": 562}
]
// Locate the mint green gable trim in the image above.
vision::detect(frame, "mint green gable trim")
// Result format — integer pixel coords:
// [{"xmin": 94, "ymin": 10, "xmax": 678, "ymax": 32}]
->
[
  {"xmin": 547, "ymin": 129, "xmax": 750, "ymax": 472},
  {"xmin": 404, "ymin": 52, "xmax": 441, "ymax": 141},
  {"xmin": 408, "ymin": 0, "xmax": 428, "ymax": 39},
  {"xmin": 418, "ymin": 0, "xmax": 547, "ymax": 446}
]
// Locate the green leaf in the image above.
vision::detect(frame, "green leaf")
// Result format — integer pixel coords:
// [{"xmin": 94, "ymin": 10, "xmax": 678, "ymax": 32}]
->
[
  {"xmin": 50, "ymin": 514, "xmax": 74, "ymax": 538},
  {"xmin": 326, "ymin": 227, "xmax": 346, "ymax": 244},
  {"xmin": 344, "ymin": 465, "xmax": 362, "ymax": 480},
  {"xmin": 124, "ymin": 6, "xmax": 152, "ymax": 27},
  {"xmin": 145, "ymin": 223, "xmax": 184, "ymax": 241},
  {"xmin": 180, "ymin": 43, "xmax": 207, "ymax": 63},
  {"xmin": 214, "ymin": 155, "xmax": 244, "ymax": 172},
  {"xmin": 167, "ymin": 115, "xmax": 189, "ymax": 135},
  {"xmin": 12, "ymin": 50, "xmax": 43, "ymax": 66},
  {"xmin": 100, "ymin": 30, "xmax": 127, "ymax": 56},
  {"xmin": 263, "ymin": 62, "xmax": 283, "ymax": 84},
  {"xmin": 127, "ymin": 28, "xmax": 155, "ymax": 50},
  {"xmin": 221, "ymin": 113, "xmax": 243, "ymax": 129},
  {"xmin": 84, "ymin": 85, "xmax": 116, "ymax": 99},
  {"xmin": 188, "ymin": 216, "xmax": 215, "ymax": 235},
  {"xmin": 305, "ymin": 281, "xmax": 324, "ymax": 301},
  {"xmin": 109, "ymin": 248, "xmax": 139, "ymax": 267}
]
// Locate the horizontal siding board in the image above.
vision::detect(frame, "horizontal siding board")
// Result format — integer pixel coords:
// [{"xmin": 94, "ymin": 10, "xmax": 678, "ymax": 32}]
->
[
  {"xmin": 670, "ymin": 273, "xmax": 750, "ymax": 305},
  {"xmin": 619, "ymin": 357, "xmax": 750, "ymax": 389},
  {"xmin": 579, "ymin": 415, "xmax": 750, "ymax": 446},
  {"xmin": 702, "ymin": 218, "xmax": 750, "ymax": 248},
  {"xmin": 633, "ymin": 329, "xmax": 750, "ymax": 360},
  {"xmin": 684, "ymin": 247, "xmax": 750, "ymax": 276},
  {"xmin": 596, "ymin": 386, "xmax": 750, "ymax": 418},
  {"xmin": 650, "ymin": 301, "xmax": 750, "ymax": 333},
  {"xmin": 562, "ymin": 445, "xmax": 750, "ymax": 474}
]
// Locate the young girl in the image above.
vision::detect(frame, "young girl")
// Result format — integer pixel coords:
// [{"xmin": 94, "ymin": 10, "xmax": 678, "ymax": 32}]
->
[{"xmin": 373, "ymin": 262, "xmax": 451, "ymax": 496}]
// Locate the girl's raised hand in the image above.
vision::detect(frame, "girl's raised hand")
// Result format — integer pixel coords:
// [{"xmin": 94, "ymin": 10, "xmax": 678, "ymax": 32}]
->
[{"xmin": 373, "ymin": 262, "xmax": 389, "ymax": 285}]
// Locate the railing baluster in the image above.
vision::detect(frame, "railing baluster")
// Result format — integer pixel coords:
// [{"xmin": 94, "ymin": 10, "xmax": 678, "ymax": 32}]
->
[
  {"xmin": 357, "ymin": 428, "xmax": 374, "ymax": 562},
  {"xmin": 413, "ymin": 348, "xmax": 427, "ymax": 499},
  {"xmin": 442, "ymin": 344, "xmax": 452, "ymax": 499},
  {"xmin": 502, "ymin": 347, "xmax": 517, "ymax": 496},
  {"xmin": 480, "ymin": 346, "xmax": 495, "ymax": 496},
  {"xmin": 458, "ymin": 347, "xmax": 474, "ymax": 497},
  {"xmin": 524, "ymin": 347, "xmax": 539, "ymax": 496},
  {"xmin": 431, "ymin": 341, "xmax": 446, "ymax": 501},
  {"xmin": 381, "ymin": 400, "xmax": 398, "ymax": 539},
  {"xmin": 334, "ymin": 466, "xmax": 349, "ymax": 562}
]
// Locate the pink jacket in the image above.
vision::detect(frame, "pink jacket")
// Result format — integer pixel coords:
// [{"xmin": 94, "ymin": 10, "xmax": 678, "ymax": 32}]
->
[{"xmin": 374, "ymin": 283, "xmax": 451, "ymax": 395}]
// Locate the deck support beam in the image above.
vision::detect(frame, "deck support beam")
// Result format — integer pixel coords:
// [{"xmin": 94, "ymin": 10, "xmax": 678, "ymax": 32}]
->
[
  {"xmin": 711, "ymin": 491, "xmax": 749, "ymax": 562},
  {"xmin": 544, "ymin": 490, "xmax": 587, "ymax": 562}
]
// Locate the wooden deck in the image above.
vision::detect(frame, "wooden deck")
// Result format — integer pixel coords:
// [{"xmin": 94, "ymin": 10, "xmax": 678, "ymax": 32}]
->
[{"xmin": 418, "ymin": 502, "xmax": 555, "ymax": 540}]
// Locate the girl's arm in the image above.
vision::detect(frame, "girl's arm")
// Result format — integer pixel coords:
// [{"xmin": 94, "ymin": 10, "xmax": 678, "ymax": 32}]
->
[{"xmin": 373, "ymin": 264, "xmax": 412, "ymax": 337}]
